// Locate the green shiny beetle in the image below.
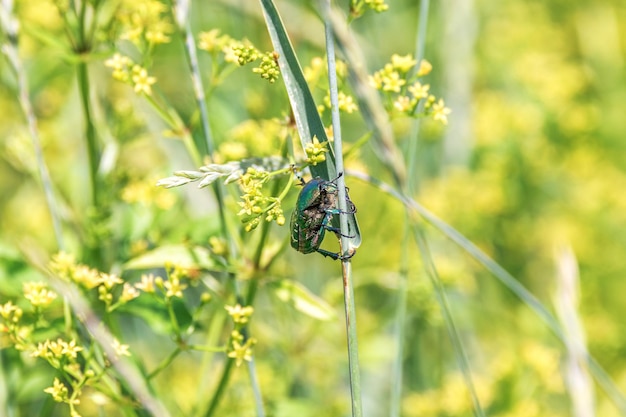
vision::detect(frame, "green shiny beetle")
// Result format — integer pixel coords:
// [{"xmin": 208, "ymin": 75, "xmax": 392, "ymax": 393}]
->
[{"xmin": 290, "ymin": 174, "xmax": 356, "ymax": 260}]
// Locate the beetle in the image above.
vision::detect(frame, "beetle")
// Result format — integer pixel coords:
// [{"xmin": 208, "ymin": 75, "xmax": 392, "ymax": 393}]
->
[{"xmin": 290, "ymin": 174, "xmax": 356, "ymax": 260}]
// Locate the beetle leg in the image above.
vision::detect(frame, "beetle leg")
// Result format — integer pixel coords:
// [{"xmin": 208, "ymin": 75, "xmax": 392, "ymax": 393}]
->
[
  {"xmin": 316, "ymin": 248, "xmax": 355, "ymax": 261},
  {"xmin": 320, "ymin": 211, "xmax": 356, "ymax": 239}
]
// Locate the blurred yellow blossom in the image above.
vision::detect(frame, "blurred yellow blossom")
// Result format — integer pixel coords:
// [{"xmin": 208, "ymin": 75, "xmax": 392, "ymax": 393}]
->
[
  {"xmin": 305, "ymin": 136, "xmax": 328, "ymax": 166},
  {"xmin": 391, "ymin": 54, "xmax": 417, "ymax": 73},
  {"xmin": 135, "ymin": 273, "xmax": 157, "ymax": 293},
  {"xmin": 112, "ymin": 338, "xmax": 131, "ymax": 357},
  {"xmin": 431, "ymin": 98, "xmax": 451, "ymax": 124},
  {"xmin": 23, "ymin": 282, "xmax": 57, "ymax": 308},
  {"xmin": 163, "ymin": 277, "xmax": 187, "ymax": 298},
  {"xmin": 416, "ymin": 59, "xmax": 432, "ymax": 76},
  {"xmin": 225, "ymin": 304, "xmax": 254, "ymax": 324},
  {"xmin": 131, "ymin": 66, "xmax": 156, "ymax": 95}
]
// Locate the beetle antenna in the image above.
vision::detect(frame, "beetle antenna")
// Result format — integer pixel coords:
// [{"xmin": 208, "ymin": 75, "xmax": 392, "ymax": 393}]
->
[{"xmin": 291, "ymin": 165, "xmax": 306, "ymax": 186}]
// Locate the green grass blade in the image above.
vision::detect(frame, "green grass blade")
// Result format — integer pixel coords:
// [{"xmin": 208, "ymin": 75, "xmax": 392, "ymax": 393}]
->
[
  {"xmin": 351, "ymin": 170, "xmax": 626, "ymax": 415},
  {"xmin": 412, "ymin": 225, "xmax": 485, "ymax": 417},
  {"xmin": 259, "ymin": 0, "xmax": 361, "ymax": 248},
  {"xmin": 259, "ymin": 0, "xmax": 335, "ymax": 179}
]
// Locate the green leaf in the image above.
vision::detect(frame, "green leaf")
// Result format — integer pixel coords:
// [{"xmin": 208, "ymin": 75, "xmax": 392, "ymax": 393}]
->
[
  {"xmin": 271, "ymin": 279, "xmax": 336, "ymax": 321},
  {"xmin": 259, "ymin": 0, "xmax": 361, "ymax": 248},
  {"xmin": 124, "ymin": 244, "xmax": 216, "ymax": 271}
]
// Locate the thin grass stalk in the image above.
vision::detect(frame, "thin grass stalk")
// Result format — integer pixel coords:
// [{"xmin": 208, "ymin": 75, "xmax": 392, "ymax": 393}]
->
[
  {"xmin": 331, "ymin": 8, "xmax": 487, "ymax": 413},
  {"xmin": 0, "ymin": 2, "xmax": 65, "ymax": 251},
  {"xmin": 393, "ymin": 3, "xmax": 431, "ymax": 415},
  {"xmin": 1, "ymin": 0, "xmax": 76, "ymax": 367},
  {"xmin": 406, "ymin": 0, "xmax": 430, "ymax": 195},
  {"xmin": 173, "ymin": 0, "xmax": 233, "ymax": 246},
  {"xmin": 349, "ymin": 170, "xmax": 626, "ymax": 414},
  {"xmin": 322, "ymin": 1, "xmax": 363, "ymax": 416},
  {"xmin": 412, "ymin": 225, "xmax": 485, "ymax": 417},
  {"xmin": 246, "ymin": 359, "xmax": 266, "ymax": 417},
  {"xmin": 171, "ymin": 4, "xmax": 265, "ymax": 415}
]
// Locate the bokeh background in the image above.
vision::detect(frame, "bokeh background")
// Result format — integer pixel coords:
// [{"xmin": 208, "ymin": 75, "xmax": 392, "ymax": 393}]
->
[{"xmin": 1, "ymin": 0, "xmax": 626, "ymax": 416}]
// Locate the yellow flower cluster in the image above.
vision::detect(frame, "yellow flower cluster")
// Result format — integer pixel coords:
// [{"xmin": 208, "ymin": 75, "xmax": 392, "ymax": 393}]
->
[
  {"xmin": 0, "ymin": 301, "xmax": 28, "ymax": 350},
  {"xmin": 197, "ymin": 29, "xmax": 281, "ymax": 83},
  {"xmin": 237, "ymin": 168, "xmax": 285, "ymax": 231},
  {"xmin": 105, "ymin": 54, "xmax": 157, "ymax": 96},
  {"xmin": 364, "ymin": 0, "xmax": 389, "ymax": 12},
  {"xmin": 225, "ymin": 304, "xmax": 254, "ymax": 324},
  {"xmin": 23, "ymin": 282, "xmax": 57, "ymax": 308},
  {"xmin": 351, "ymin": 0, "xmax": 390, "ymax": 16},
  {"xmin": 32, "ymin": 338, "xmax": 83, "ymax": 361},
  {"xmin": 117, "ymin": 0, "xmax": 173, "ymax": 48},
  {"xmin": 322, "ymin": 91, "xmax": 359, "ymax": 114},
  {"xmin": 304, "ymin": 136, "xmax": 329, "ymax": 166},
  {"xmin": 252, "ymin": 52, "xmax": 280, "ymax": 83},
  {"xmin": 369, "ymin": 54, "xmax": 451, "ymax": 124},
  {"xmin": 198, "ymin": 29, "xmax": 233, "ymax": 53},
  {"xmin": 49, "ymin": 252, "xmax": 142, "ymax": 312}
]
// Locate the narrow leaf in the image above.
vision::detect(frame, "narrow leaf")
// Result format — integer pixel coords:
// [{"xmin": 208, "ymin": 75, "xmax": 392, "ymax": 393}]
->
[{"xmin": 259, "ymin": 0, "xmax": 361, "ymax": 248}]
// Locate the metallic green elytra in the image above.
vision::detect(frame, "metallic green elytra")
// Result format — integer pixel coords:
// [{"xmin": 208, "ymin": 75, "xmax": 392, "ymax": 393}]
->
[{"xmin": 290, "ymin": 175, "xmax": 356, "ymax": 260}]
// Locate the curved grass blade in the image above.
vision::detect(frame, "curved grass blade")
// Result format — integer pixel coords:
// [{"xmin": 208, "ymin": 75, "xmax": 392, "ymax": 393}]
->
[
  {"xmin": 259, "ymin": 0, "xmax": 361, "ymax": 249},
  {"xmin": 350, "ymin": 170, "xmax": 626, "ymax": 415}
]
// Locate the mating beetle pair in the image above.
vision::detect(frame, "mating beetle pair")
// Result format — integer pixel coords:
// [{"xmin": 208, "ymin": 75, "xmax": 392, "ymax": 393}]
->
[{"xmin": 290, "ymin": 174, "xmax": 356, "ymax": 260}]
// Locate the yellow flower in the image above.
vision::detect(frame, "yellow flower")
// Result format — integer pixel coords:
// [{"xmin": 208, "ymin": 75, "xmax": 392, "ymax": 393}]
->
[
  {"xmin": 61, "ymin": 339, "xmax": 83, "ymax": 359},
  {"xmin": 72, "ymin": 265, "xmax": 102, "ymax": 289},
  {"xmin": 431, "ymin": 99, "xmax": 452, "ymax": 125},
  {"xmin": 393, "ymin": 96, "xmax": 414, "ymax": 112},
  {"xmin": 0, "ymin": 301, "xmax": 22, "ymax": 322},
  {"xmin": 104, "ymin": 53, "xmax": 132, "ymax": 81},
  {"xmin": 381, "ymin": 71, "xmax": 406, "ymax": 92},
  {"xmin": 227, "ymin": 337, "xmax": 256, "ymax": 367},
  {"xmin": 209, "ymin": 236, "xmax": 228, "ymax": 256},
  {"xmin": 49, "ymin": 252, "xmax": 76, "ymax": 279},
  {"xmin": 112, "ymin": 338, "xmax": 131, "ymax": 357},
  {"xmin": 163, "ymin": 277, "xmax": 187, "ymax": 298},
  {"xmin": 44, "ymin": 378, "xmax": 69, "ymax": 402},
  {"xmin": 225, "ymin": 304, "xmax": 254, "ymax": 324},
  {"xmin": 364, "ymin": 0, "xmax": 389, "ymax": 12},
  {"xmin": 391, "ymin": 54, "xmax": 417, "ymax": 73},
  {"xmin": 131, "ymin": 66, "xmax": 156, "ymax": 95},
  {"xmin": 368, "ymin": 72, "xmax": 383, "ymax": 90},
  {"xmin": 198, "ymin": 29, "xmax": 222, "ymax": 52},
  {"xmin": 23, "ymin": 282, "xmax": 57, "ymax": 308},
  {"xmin": 135, "ymin": 273, "xmax": 156, "ymax": 293},
  {"xmin": 121, "ymin": 283, "xmax": 140, "ymax": 302},
  {"xmin": 408, "ymin": 82, "xmax": 430, "ymax": 99},
  {"xmin": 99, "ymin": 273, "xmax": 123, "ymax": 290},
  {"xmin": 305, "ymin": 136, "xmax": 328, "ymax": 166},
  {"xmin": 304, "ymin": 56, "xmax": 325, "ymax": 84},
  {"xmin": 416, "ymin": 59, "xmax": 433, "ymax": 76}
]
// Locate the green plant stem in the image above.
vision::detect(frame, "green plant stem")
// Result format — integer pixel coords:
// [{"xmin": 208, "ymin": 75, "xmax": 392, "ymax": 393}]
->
[
  {"xmin": 322, "ymin": 2, "xmax": 363, "ymax": 416},
  {"xmin": 77, "ymin": 62, "xmax": 99, "ymax": 209},
  {"xmin": 393, "ymin": 3, "xmax": 431, "ymax": 416},
  {"xmin": 203, "ymin": 359, "xmax": 235, "ymax": 417},
  {"xmin": 412, "ymin": 225, "xmax": 485, "ymax": 417},
  {"xmin": 170, "ymin": 5, "xmax": 264, "ymax": 413},
  {"xmin": 1, "ymin": 8, "xmax": 65, "ymax": 251},
  {"xmin": 148, "ymin": 347, "xmax": 182, "ymax": 380}
]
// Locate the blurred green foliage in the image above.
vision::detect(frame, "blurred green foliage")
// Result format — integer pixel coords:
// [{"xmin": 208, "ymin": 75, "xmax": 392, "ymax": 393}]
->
[{"xmin": 1, "ymin": 0, "xmax": 626, "ymax": 416}]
